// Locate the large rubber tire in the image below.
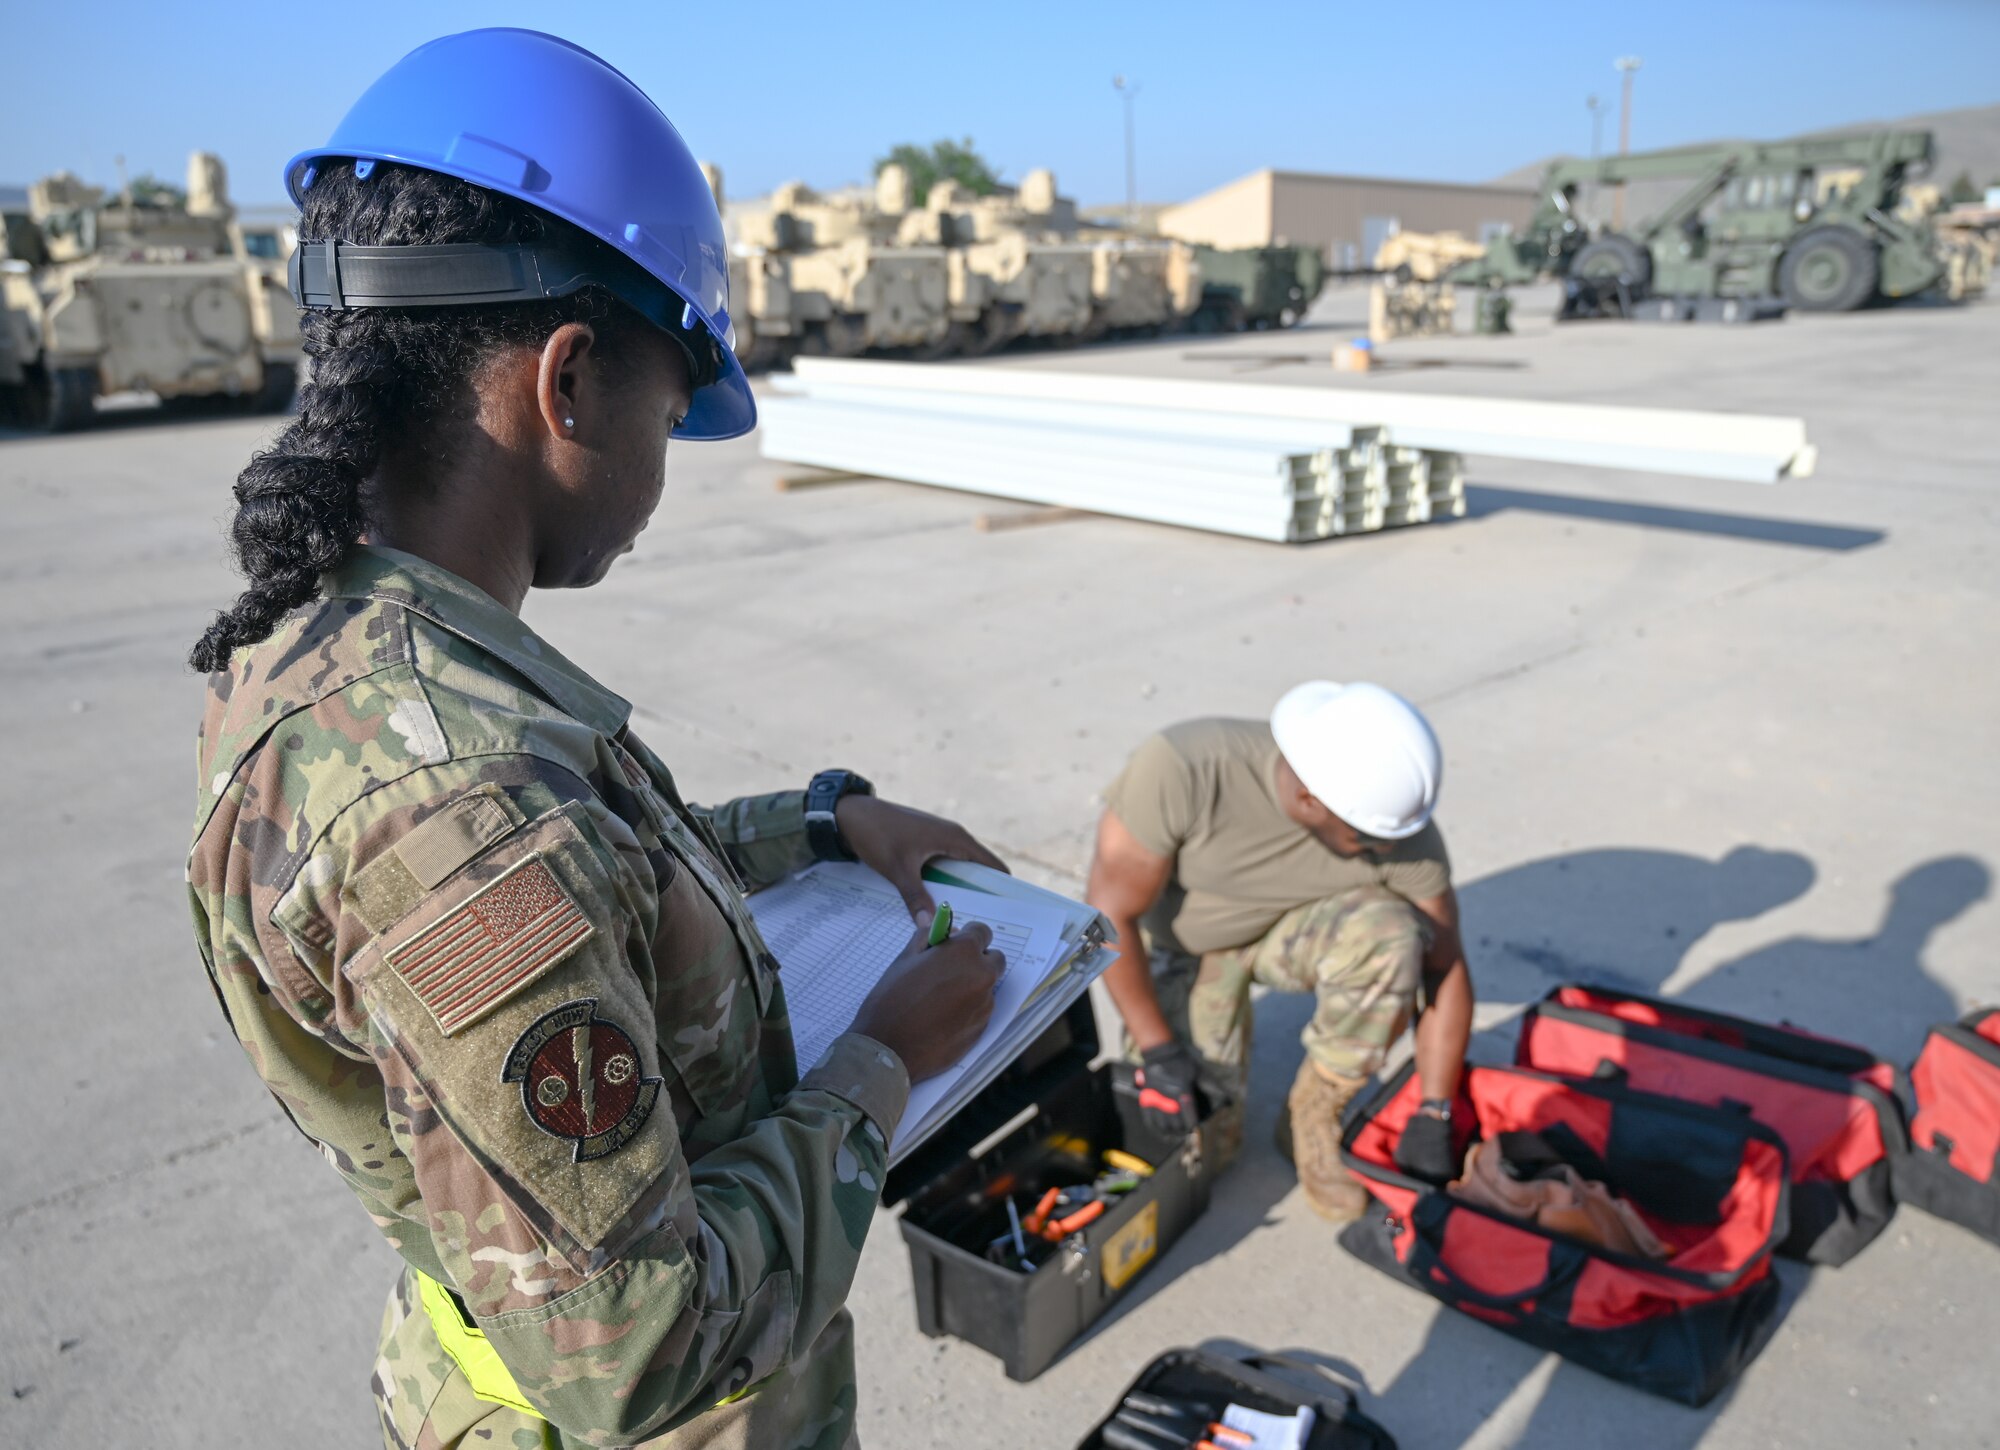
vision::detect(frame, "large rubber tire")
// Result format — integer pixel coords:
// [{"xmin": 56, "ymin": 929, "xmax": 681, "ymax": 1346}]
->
[
  {"xmin": 1188, "ymin": 297, "xmax": 1246, "ymax": 334},
  {"xmin": 1570, "ymin": 234, "xmax": 1653, "ymax": 293},
  {"xmin": 1779, "ymin": 227, "xmax": 1879, "ymax": 312},
  {"xmin": 16, "ymin": 365, "xmax": 96, "ymax": 433}
]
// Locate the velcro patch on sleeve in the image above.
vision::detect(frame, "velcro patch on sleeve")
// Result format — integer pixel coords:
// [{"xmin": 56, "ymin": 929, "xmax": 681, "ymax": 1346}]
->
[{"xmin": 386, "ymin": 853, "xmax": 596, "ymax": 1036}]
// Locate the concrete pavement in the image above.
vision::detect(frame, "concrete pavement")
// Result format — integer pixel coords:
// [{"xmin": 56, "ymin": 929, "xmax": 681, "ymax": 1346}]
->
[{"xmin": 3, "ymin": 288, "xmax": 1996, "ymax": 1447}]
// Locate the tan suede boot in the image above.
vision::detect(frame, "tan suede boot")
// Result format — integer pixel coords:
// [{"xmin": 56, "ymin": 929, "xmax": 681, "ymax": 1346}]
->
[{"xmin": 1284, "ymin": 1059, "xmax": 1371, "ymax": 1223}]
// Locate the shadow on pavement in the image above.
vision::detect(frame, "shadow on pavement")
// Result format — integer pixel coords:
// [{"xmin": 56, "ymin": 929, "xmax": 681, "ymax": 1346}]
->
[
  {"xmin": 1463, "ymin": 485, "xmax": 1886, "ymax": 552},
  {"xmin": 1679, "ymin": 854, "xmax": 1987, "ymax": 1062},
  {"xmin": 0, "ymin": 396, "xmax": 294, "ymax": 443}
]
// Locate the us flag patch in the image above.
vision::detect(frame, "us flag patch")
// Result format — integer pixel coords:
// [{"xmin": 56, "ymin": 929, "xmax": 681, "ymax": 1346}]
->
[{"xmin": 386, "ymin": 854, "xmax": 595, "ymax": 1035}]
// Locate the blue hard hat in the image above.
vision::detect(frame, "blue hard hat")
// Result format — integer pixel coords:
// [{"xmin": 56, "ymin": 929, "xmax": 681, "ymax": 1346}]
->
[{"xmin": 285, "ymin": 28, "xmax": 754, "ymax": 441}]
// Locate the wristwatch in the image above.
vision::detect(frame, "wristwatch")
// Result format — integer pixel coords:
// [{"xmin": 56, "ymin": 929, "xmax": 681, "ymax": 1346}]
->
[
  {"xmin": 804, "ymin": 769, "xmax": 874, "ymax": 862},
  {"xmin": 1418, "ymin": 1097, "xmax": 1454, "ymax": 1122}
]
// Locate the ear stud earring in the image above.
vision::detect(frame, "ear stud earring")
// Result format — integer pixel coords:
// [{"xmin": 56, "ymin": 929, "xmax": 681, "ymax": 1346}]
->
[{"xmin": 564, "ymin": 417, "xmax": 575, "ymax": 429}]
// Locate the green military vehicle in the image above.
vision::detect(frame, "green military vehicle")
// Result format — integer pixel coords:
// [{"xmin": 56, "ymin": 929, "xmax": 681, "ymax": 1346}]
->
[
  {"xmin": 1189, "ymin": 243, "xmax": 1326, "ymax": 331},
  {"xmin": 1452, "ymin": 130, "xmax": 1947, "ymax": 316}
]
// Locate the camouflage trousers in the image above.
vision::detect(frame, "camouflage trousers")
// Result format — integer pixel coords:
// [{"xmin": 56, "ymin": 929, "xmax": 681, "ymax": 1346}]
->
[
  {"xmin": 1136, "ymin": 886, "xmax": 1430, "ymax": 1160},
  {"xmin": 374, "ymin": 1267, "xmax": 862, "ymax": 1450}
]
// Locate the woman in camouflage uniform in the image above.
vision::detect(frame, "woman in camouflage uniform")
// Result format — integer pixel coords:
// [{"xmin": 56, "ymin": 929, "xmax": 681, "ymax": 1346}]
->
[{"xmin": 185, "ymin": 29, "xmax": 1005, "ymax": 1450}]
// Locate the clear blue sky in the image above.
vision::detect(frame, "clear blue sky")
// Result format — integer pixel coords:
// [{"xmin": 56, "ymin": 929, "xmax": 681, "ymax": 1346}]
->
[{"xmin": 5, "ymin": 0, "xmax": 1995, "ymax": 207}]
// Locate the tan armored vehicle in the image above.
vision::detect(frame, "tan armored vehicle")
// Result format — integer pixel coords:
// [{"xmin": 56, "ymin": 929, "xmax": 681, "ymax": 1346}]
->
[
  {"xmin": 1367, "ymin": 230, "xmax": 1488, "ymax": 342},
  {"xmin": 901, "ymin": 172, "xmax": 1093, "ymax": 352},
  {"xmin": 706, "ymin": 166, "xmax": 791, "ymax": 370},
  {"xmin": 1084, "ymin": 238, "xmax": 1201, "ymax": 335},
  {"xmin": 922, "ymin": 168, "xmax": 1198, "ymax": 343},
  {"xmin": 1, "ymin": 151, "xmax": 302, "ymax": 431},
  {"xmin": 712, "ymin": 160, "xmax": 1198, "ymax": 366},
  {"xmin": 1374, "ymin": 229, "xmax": 1487, "ymax": 284},
  {"xmin": 726, "ymin": 166, "xmax": 953, "ymax": 362},
  {"xmin": 1893, "ymin": 182, "xmax": 1991, "ymax": 300}
]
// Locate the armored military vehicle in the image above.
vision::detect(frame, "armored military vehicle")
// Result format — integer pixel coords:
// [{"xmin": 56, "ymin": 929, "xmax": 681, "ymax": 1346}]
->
[
  {"xmin": 724, "ymin": 167, "xmax": 955, "ymax": 364},
  {"xmin": 917, "ymin": 171, "xmax": 1095, "ymax": 352},
  {"xmin": 919, "ymin": 169, "xmax": 1200, "ymax": 344},
  {"xmin": 1188, "ymin": 244, "xmax": 1325, "ymax": 331},
  {"xmin": 1373, "ymin": 230, "xmax": 1486, "ymax": 285},
  {"xmin": 1889, "ymin": 181, "xmax": 1990, "ymax": 300},
  {"xmin": 1365, "ymin": 231, "xmax": 1487, "ymax": 342},
  {"xmin": 1082, "ymin": 238, "xmax": 1201, "ymax": 336},
  {"xmin": 715, "ymin": 161, "xmax": 1202, "ymax": 365},
  {"xmin": 1, "ymin": 152, "xmax": 301, "ymax": 430},
  {"xmin": 1450, "ymin": 130, "xmax": 1949, "ymax": 316}
]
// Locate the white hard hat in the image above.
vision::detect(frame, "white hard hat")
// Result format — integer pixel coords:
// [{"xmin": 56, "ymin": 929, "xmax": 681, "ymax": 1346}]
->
[{"xmin": 1270, "ymin": 681, "xmax": 1442, "ymax": 840}]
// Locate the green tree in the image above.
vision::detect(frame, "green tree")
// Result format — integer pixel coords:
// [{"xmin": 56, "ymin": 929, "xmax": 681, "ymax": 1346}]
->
[
  {"xmin": 873, "ymin": 138, "xmax": 1001, "ymax": 207},
  {"xmin": 1946, "ymin": 169, "xmax": 1979, "ymax": 205},
  {"xmin": 128, "ymin": 173, "xmax": 187, "ymax": 209}
]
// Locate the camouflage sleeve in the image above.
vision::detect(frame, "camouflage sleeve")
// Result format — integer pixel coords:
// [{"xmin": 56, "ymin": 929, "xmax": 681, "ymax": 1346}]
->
[
  {"xmin": 297, "ymin": 760, "xmax": 904, "ymax": 1443},
  {"xmin": 699, "ymin": 789, "xmax": 816, "ymax": 888}
]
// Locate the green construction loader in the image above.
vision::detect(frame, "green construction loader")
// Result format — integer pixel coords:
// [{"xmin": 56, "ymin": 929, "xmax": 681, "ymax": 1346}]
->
[{"xmin": 1451, "ymin": 130, "xmax": 1947, "ymax": 316}]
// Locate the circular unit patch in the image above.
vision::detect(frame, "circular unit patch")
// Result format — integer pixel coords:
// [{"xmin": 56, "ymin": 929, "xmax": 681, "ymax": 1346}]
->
[{"xmin": 502, "ymin": 999, "xmax": 661, "ymax": 1162}]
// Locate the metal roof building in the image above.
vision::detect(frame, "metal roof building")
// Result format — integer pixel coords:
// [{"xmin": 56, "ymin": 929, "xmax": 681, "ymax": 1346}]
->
[{"xmin": 1157, "ymin": 168, "xmax": 1537, "ymax": 269}]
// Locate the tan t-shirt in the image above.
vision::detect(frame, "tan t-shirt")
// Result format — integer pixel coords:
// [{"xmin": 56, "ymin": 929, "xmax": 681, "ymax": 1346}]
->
[{"xmin": 1104, "ymin": 717, "xmax": 1451, "ymax": 956}]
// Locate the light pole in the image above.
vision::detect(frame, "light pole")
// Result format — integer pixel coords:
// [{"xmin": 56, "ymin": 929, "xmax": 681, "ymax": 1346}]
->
[
  {"xmin": 1113, "ymin": 75, "xmax": 1141, "ymax": 231},
  {"xmin": 1613, "ymin": 56, "xmax": 1641, "ymax": 228},
  {"xmin": 1586, "ymin": 94, "xmax": 1605, "ymax": 222}
]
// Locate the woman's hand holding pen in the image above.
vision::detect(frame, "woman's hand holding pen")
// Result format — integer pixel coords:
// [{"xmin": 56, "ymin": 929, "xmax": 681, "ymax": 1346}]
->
[{"xmin": 849, "ymin": 911, "xmax": 1005, "ymax": 1082}]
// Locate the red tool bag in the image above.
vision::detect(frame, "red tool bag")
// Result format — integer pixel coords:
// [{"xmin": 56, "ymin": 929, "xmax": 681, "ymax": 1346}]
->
[
  {"xmin": 1514, "ymin": 984, "xmax": 1907, "ymax": 1266},
  {"xmin": 1896, "ymin": 1007, "xmax": 2000, "ymax": 1243},
  {"xmin": 1340, "ymin": 1062, "xmax": 1790, "ymax": 1407}
]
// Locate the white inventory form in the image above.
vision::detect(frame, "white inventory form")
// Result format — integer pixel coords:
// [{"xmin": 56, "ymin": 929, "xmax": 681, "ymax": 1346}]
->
[{"xmin": 746, "ymin": 860, "xmax": 1113, "ymax": 1162}]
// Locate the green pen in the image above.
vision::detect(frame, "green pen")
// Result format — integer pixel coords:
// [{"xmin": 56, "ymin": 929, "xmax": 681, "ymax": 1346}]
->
[{"xmin": 927, "ymin": 901, "xmax": 954, "ymax": 947}]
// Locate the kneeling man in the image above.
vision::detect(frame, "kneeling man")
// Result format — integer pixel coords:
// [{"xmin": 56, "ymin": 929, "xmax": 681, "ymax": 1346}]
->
[{"xmin": 1086, "ymin": 681, "xmax": 1471, "ymax": 1219}]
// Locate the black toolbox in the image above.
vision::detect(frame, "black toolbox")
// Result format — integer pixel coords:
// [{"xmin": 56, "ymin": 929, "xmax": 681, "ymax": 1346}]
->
[
  {"xmin": 884, "ymin": 995, "xmax": 1220, "ymax": 1382},
  {"xmin": 1074, "ymin": 1344, "xmax": 1397, "ymax": 1449}
]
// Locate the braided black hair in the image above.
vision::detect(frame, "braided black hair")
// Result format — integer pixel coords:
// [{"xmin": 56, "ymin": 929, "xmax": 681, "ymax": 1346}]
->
[{"xmin": 186, "ymin": 161, "xmax": 647, "ymax": 673}]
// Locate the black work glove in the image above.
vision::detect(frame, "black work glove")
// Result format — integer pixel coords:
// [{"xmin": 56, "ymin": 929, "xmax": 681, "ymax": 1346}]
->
[
  {"xmin": 1395, "ymin": 1108, "xmax": 1459, "ymax": 1185},
  {"xmin": 1134, "ymin": 1040, "xmax": 1203, "ymax": 1140}
]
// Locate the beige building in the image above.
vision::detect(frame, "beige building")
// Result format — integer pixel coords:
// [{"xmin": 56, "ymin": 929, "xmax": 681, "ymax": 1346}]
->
[{"xmin": 1157, "ymin": 168, "xmax": 1538, "ymax": 269}]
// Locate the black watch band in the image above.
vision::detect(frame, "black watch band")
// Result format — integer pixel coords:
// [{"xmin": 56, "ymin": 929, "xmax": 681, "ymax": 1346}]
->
[
  {"xmin": 805, "ymin": 769, "xmax": 874, "ymax": 862},
  {"xmin": 1419, "ymin": 1097, "xmax": 1454, "ymax": 1122}
]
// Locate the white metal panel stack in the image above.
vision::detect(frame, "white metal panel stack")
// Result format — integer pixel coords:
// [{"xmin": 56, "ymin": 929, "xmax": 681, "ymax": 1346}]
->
[
  {"xmin": 758, "ymin": 357, "xmax": 1810, "ymax": 543},
  {"xmin": 762, "ymin": 370, "xmax": 1466, "ymax": 544}
]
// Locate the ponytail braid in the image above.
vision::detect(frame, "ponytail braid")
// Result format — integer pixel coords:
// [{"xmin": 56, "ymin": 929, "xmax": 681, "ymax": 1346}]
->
[
  {"xmin": 187, "ymin": 312, "xmax": 394, "ymax": 671},
  {"xmin": 187, "ymin": 161, "xmax": 644, "ymax": 673}
]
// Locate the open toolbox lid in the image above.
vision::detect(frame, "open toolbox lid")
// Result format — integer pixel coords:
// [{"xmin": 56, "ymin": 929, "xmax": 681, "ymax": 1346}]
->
[{"xmin": 881, "ymin": 992, "xmax": 1103, "ymax": 1209}]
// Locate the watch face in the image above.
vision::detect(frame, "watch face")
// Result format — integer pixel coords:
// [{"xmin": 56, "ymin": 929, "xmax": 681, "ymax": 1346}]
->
[{"xmin": 813, "ymin": 769, "xmax": 872, "ymax": 800}]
